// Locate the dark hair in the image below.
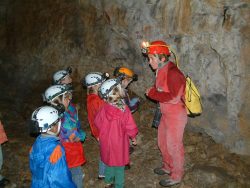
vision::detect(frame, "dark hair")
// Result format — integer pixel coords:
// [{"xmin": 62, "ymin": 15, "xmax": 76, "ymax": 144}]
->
[
  {"xmin": 52, "ymin": 95, "xmax": 64, "ymax": 105},
  {"xmin": 156, "ymin": 54, "xmax": 169, "ymax": 62}
]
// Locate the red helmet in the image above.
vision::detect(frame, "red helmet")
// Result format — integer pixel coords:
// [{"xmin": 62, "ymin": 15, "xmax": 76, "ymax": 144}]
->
[{"xmin": 148, "ymin": 40, "xmax": 170, "ymax": 55}]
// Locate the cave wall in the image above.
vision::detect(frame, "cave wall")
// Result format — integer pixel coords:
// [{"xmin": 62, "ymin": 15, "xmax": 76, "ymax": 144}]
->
[{"xmin": 0, "ymin": 0, "xmax": 249, "ymax": 155}]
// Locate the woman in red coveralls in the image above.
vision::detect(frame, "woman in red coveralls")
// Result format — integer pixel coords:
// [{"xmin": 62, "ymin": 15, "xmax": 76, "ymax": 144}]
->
[{"xmin": 143, "ymin": 41, "xmax": 187, "ymax": 187}]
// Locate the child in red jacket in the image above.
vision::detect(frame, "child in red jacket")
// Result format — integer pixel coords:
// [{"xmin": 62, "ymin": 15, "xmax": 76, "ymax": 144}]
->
[{"xmin": 84, "ymin": 72, "xmax": 109, "ymax": 179}]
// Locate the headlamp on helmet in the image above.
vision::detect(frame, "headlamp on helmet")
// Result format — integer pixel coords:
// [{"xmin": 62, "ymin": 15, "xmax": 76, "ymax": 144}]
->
[
  {"xmin": 84, "ymin": 72, "xmax": 109, "ymax": 87},
  {"xmin": 44, "ymin": 85, "xmax": 71, "ymax": 103},
  {"xmin": 31, "ymin": 106, "xmax": 61, "ymax": 133},
  {"xmin": 98, "ymin": 78, "xmax": 121, "ymax": 99},
  {"xmin": 114, "ymin": 67, "xmax": 138, "ymax": 82},
  {"xmin": 141, "ymin": 40, "xmax": 171, "ymax": 56},
  {"xmin": 141, "ymin": 41, "xmax": 150, "ymax": 55},
  {"xmin": 53, "ymin": 66, "xmax": 72, "ymax": 84}
]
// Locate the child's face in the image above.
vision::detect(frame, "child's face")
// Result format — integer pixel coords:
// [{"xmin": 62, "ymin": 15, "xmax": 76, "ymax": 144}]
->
[
  {"xmin": 121, "ymin": 77, "xmax": 133, "ymax": 89},
  {"xmin": 62, "ymin": 93, "xmax": 72, "ymax": 109},
  {"xmin": 49, "ymin": 121, "xmax": 61, "ymax": 135},
  {"xmin": 61, "ymin": 75, "xmax": 72, "ymax": 85},
  {"xmin": 94, "ymin": 84, "xmax": 101, "ymax": 90},
  {"xmin": 88, "ymin": 84, "xmax": 100, "ymax": 94}
]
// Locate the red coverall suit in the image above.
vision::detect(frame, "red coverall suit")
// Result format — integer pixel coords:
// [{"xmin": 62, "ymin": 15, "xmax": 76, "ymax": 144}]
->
[{"xmin": 148, "ymin": 61, "xmax": 187, "ymax": 181}]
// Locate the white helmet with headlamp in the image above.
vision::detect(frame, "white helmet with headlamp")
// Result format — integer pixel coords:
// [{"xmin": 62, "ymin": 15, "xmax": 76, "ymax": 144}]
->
[
  {"xmin": 98, "ymin": 78, "xmax": 121, "ymax": 99},
  {"xmin": 84, "ymin": 72, "xmax": 109, "ymax": 87},
  {"xmin": 53, "ymin": 67, "xmax": 72, "ymax": 84},
  {"xmin": 31, "ymin": 106, "xmax": 61, "ymax": 134},
  {"xmin": 44, "ymin": 85, "xmax": 71, "ymax": 103}
]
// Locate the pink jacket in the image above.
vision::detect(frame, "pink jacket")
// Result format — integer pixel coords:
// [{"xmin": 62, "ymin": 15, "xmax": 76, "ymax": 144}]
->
[{"xmin": 94, "ymin": 103, "xmax": 138, "ymax": 166}]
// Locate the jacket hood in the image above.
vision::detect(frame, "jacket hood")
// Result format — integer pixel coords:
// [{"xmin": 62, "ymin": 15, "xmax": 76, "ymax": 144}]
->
[
  {"xmin": 30, "ymin": 135, "xmax": 59, "ymax": 166},
  {"xmin": 103, "ymin": 103, "xmax": 126, "ymax": 121}
]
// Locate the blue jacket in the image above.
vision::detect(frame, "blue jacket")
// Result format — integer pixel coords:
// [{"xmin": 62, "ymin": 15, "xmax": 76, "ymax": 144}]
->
[{"xmin": 29, "ymin": 135, "xmax": 76, "ymax": 188}]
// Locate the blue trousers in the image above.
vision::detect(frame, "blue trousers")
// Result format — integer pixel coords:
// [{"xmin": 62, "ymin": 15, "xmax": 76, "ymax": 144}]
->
[
  {"xmin": 99, "ymin": 159, "xmax": 106, "ymax": 176},
  {"xmin": 70, "ymin": 166, "xmax": 84, "ymax": 188}
]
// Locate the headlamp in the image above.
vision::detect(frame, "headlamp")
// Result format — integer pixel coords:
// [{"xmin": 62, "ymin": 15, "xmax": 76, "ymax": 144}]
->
[
  {"xmin": 141, "ymin": 41, "xmax": 150, "ymax": 54},
  {"xmin": 66, "ymin": 66, "xmax": 72, "ymax": 74}
]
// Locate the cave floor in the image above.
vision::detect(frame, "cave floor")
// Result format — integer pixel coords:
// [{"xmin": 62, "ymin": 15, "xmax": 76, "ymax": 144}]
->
[{"xmin": 0, "ymin": 96, "xmax": 250, "ymax": 188}]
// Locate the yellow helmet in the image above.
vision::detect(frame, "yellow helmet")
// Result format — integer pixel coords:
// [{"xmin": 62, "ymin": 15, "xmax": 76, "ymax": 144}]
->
[{"xmin": 114, "ymin": 67, "xmax": 138, "ymax": 81}]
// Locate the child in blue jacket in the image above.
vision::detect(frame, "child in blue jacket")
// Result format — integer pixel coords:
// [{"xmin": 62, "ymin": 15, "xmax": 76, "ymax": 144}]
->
[{"xmin": 29, "ymin": 106, "xmax": 76, "ymax": 188}]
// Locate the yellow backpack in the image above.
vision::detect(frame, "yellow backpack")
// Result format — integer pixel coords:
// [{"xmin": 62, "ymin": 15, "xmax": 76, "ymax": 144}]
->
[
  {"xmin": 184, "ymin": 76, "xmax": 202, "ymax": 117},
  {"xmin": 171, "ymin": 49, "xmax": 202, "ymax": 117}
]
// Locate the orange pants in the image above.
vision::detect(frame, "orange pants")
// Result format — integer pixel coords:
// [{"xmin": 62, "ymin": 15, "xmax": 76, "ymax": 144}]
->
[{"xmin": 158, "ymin": 103, "xmax": 187, "ymax": 181}]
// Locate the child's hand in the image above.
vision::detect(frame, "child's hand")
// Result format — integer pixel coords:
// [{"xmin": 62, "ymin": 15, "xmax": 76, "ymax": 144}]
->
[
  {"xmin": 69, "ymin": 133, "xmax": 76, "ymax": 142},
  {"xmin": 131, "ymin": 138, "xmax": 137, "ymax": 146},
  {"xmin": 75, "ymin": 103, "xmax": 81, "ymax": 111},
  {"xmin": 74, "ymin": 137, "xmax": 80, "ymax": 142}
]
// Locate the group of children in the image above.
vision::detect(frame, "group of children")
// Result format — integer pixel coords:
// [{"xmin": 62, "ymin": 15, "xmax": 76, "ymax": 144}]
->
[{"xmin": 29, "ymin": 66, "xmax": 140, "ymax": 188}]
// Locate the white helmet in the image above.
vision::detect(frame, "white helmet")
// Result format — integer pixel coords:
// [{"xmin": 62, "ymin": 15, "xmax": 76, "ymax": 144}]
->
[
  {"xmin": 31, "ymin": 106, "xmax": 61, "ymax": 133},
  {"xmin": 53, "ymin": 67, "xmax": 72, "ymax": 84},
  {"xmin": 84, "ymin": 72, "xmax": 109, "ymax": 87},
  {"xmin": 99, "ymin": 78, "xmax": 121, "ymax": 99},
  {"xmin": 44, "ymin": 85, "xmax": 70, "ymax": 103}
]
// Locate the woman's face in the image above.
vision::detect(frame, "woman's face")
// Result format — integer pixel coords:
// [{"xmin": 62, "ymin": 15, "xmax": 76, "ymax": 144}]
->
[{"xmin": 148, "ymin": 54, "xmax": 159, "ymax": 70}]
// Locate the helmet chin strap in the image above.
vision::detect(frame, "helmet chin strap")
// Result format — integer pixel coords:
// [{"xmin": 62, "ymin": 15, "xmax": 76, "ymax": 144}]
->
[
  {"xmin": 56, "ymin": 121, "xmax": 61, "ymax": 135},
  {"xmin": 46, "ymin": 121, "xmax": 61, "ymax": 136}
]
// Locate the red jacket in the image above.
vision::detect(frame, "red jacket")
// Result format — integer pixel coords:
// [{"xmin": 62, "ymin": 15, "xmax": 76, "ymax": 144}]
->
[
  {"xmin": 62, "ymin": 142, "xmax": 86, "ymax": 168},
  {"xmin": 148, "ymin": 62, "xmax": 186, "ymax": 104},
  {"xmin": 87, "ymin": 94, "xmax": 105, "ymax": 139}
]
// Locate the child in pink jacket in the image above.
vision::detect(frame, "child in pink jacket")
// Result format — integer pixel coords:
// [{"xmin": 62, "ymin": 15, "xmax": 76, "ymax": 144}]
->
[{"xmin": 94, "ymin": 78, "xmax": 138, "ymax": 188}]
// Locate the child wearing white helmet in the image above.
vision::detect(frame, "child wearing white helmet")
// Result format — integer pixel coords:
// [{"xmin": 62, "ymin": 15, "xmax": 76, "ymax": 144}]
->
[
  {"xmin": 53, "ymin": 67, "xmax": 73, "ymax": 85},
  {"xmin": 95, "ymin": 78, "xmax": 138, "ymax": 188},
  {"xmin": 44, "ymin": 85, "xmax": 86, "ymax": 188},
  {"xmin": 84, "ymin": 72, "xmax": 109, "ymax": 180},
  {"xmin": 29, "ymin": 106, "xmax": 76, "ymax": 188}
]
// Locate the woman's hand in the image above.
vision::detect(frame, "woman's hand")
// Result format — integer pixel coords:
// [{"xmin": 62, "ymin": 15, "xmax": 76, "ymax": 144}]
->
[{"xmin": 145, "ymin": 87, "xmax": 153, "ymax": 96}]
